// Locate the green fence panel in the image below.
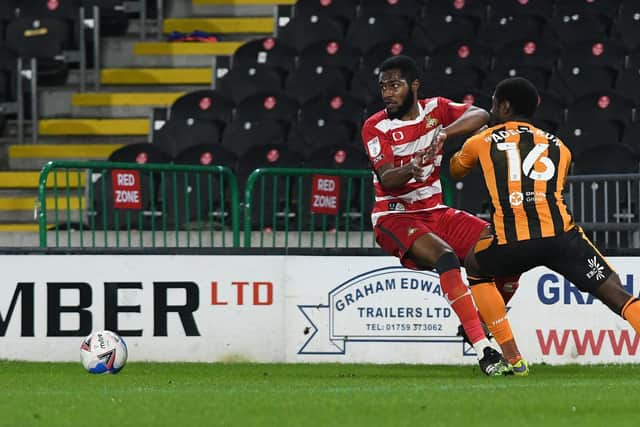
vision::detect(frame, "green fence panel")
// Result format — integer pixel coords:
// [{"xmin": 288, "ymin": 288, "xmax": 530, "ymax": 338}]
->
[
  {"xmin": 38, "ymin": 161, "xmax": 240, "ymax": 248},
  {"xmin": 243, "ymin": 168, "xmax": 377, "ymax": 249}
]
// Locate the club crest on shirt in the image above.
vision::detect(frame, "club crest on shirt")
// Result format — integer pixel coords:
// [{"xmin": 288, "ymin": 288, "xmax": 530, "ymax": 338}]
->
[
  {"xmin": 367, "ymin": 136, "xmax": 381, "ymax": 158},
  {"xmin": 425, "ymin": 115, "xmax": 439, "ymax": 128},
  {"xmin": 388, "ymin": 202, "xmax": 405, "ymax": 211}
]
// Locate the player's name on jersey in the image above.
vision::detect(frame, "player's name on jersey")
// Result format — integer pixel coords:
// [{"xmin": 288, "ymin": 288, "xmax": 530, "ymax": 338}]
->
[{"xmin": 484, "ymin": 127, "xmax": 559, "ymax": 144}]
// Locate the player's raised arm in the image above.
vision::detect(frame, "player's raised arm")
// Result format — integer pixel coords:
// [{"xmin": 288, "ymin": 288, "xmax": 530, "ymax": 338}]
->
[{"xmin": 442, "ymin": 103, "xmax": 490, "ymax": 138}]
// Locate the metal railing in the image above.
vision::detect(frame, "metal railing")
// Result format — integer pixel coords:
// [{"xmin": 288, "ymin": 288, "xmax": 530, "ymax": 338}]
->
[
  {"xmin": 243, "ymin": 168, "xmax": 376, "ymax": 248},
  {"xmin": 37, "ymin": 161, "xmax": 239, "ymax": 248},
  {"xmin": 566, "ymin": 173, "xmax": 640, "ymax": 248}
]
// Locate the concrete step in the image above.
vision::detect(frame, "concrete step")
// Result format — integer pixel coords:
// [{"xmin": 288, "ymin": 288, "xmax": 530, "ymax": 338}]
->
[
  {"xmin": 39, "ymin": 118, "xmax": 149, "ymax": 136},
  {"xmin": 72, "ymin": 92, "xmax": 184, "ymax": 106},
  {"xmin": 102, "ymin": 37, "xmax": 238, "ymax": 67},
  {"xmin": 9, "ymin": 143, "xmax": 124, "ymax": 170},
  {"xmin": 162, "ymin": 17, "xmax": 274, "ymax": 34},
  {"xmin": 0, "ymin": 171, "xmax": 85, "ymax": 189},
  {"xmin": 101, "ymin": 68, "xmax": 212, "ymax": 84}
]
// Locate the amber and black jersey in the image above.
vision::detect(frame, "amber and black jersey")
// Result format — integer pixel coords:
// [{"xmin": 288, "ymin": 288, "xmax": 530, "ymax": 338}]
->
[{"xmin": 450, "ymin": 121, "xmax": 574, "ymax": 245}]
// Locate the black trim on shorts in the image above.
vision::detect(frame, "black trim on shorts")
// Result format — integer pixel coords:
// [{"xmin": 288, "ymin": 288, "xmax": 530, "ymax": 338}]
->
[{"xmin": 377, "ymin": 223, "xmax": 408, "ymax": 253}]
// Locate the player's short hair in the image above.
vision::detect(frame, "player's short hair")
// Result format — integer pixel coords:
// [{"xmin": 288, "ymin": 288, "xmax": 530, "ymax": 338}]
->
[
  {"xmin": 380, "ymin": 55, "xmax": 419, "ymax": 85},
  {"xmin": 494, "ymin": 77, "xmax": 539, "ymax": 118}
]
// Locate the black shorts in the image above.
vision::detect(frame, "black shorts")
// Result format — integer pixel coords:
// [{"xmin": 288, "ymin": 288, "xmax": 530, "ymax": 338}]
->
[{"xmin": 475, "ymin": 226, "xmax": 614, "ymax": 293}]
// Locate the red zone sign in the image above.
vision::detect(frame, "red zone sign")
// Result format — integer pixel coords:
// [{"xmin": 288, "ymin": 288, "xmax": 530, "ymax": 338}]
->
[
  {"xmin": 310, "ymin": 175, "xmax": 340, "ymax": 215},
  {"xmin": 111, "ymin": 170, "xmax": 142, "ymax": 210}
]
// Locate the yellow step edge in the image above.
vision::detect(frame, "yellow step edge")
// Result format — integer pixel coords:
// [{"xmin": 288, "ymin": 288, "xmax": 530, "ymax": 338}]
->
[
  {"xmin": 39, "ymin": 119, "xmax": 149, "ymax": 136},
  {"xmin": 9, "ymin": 144, "xmax": 124, "ymax": 159},
  {"xmin": 73, "ymin": 92, "xmax": 185, "ymax": 106},
  {"xmin": 0, "ymin": 171, "xmax": 85, "ymax": 188},
  {"xmin": 0, "ymin": 224, "xmax": 42, "ymax": 232},
  {"xmin": 133, "ymin": 41, "xmax": 242, "ymax": 56},
  {"xmin": 163, "ymin": 17, "xmax": 273, "ymax": 34},
  {"xmin": 193, "ymin": 0, "xmax": 295, "ymax": 4},
  {"xmin": 0, "ymin": 197, "xmax": 82, "ymax": 211},
  {"xmin": 102, "ymin": 68, "xmax": 212, "ymax": 85}
]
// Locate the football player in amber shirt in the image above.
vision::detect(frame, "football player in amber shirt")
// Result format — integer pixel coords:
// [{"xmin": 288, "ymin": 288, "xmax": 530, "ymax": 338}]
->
[{"xmin": 450, "ymin": 77, "xmax": 640, "ymax": 373}]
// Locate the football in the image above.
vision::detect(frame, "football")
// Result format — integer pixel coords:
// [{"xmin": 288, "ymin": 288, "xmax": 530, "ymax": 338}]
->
[{"xmin": 80, "ymin": 330, "xmax": 128, "ymax": 374}]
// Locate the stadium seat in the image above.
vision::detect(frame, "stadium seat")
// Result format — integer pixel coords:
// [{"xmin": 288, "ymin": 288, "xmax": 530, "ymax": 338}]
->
[
  {"xmin": 19, "ymin": 0, "xmax": 80, "ymax": 49},
  {"xmin": 346, "ymin": 15, "xmax": 411, "ymax": 54},
  {"xmin": 362, "ymin": 40, "xmax": 425, "ymax": 71},
  {"xmin": 555, "ymin": 0, "xmax": 621, "ymax": 21},
  {"xmin": 421, "ymin": 66, "xmax": 484, "ymax": 99},
  {"xmin": 614, "ymin": 63, "xmax": 640, "ymax": 105},
  {"xmin": 532, "ymin": 91, "xmax": 566, "ymax": 132},
  {"xmin": 154, "ymin": 118, "xmax": 222, "ymax": 159},
  {"xmin": 300, "ymin": 92, "xmax": 364, "ymax": 139},
  {"xmin": 284, "ymin": 63, "xmax": 348, "ymax": 104},
  {"xmin": 234, "ymin": 92, "xmax": 299, "ymax": 130},
  {"xmin": 298, "ymin": 39, "xmax": 358, "ymax": 77},
  {"xmin": 293, "ymin": 0, "xmax": 358, "ymax": 32},
  {"xmin": 231, "ymin": 37, "xmax": 296, "ymax": 76},
  {"xmin": 412, "ymin": 13, "xmax": 478, "ymax": 54},
  {"xmin": 6, "ymin": 16, "xmax": 70, "ymax": 86},
  {"xmin": 548, "ymin": 65, "xmax": 615, "ymax": 103},
  {"xmin": 621, "ymin": 122, "xmax": 640, "ymax": 154},
  {"xmin": 107, "ymin": 142, "xmax": 171, "ymax": 164},
  {"xmin": 236, "ymin": 143, "xmax": 304, "ymax": 230},
  {"xmin": 217, "ymin": 64, "xmax": 283, "ymax": 105},
  {"xmin": 278, "ymin": 14, "xmax": 344, "ymax": 52},
  {"xmin": 573, "ymin": 143, "xmax": 638, "ymax": 174},
  {"xmin": 446, "ymin": 91, "xmax": 492, "ymax": 112},
  {"xmin": 350, "ymin": 65, "xmax": 382, "ymax": 105},
  {"xmin": 427, "ymin": 41, "xmax": 492, "ymax": 77},
  {"xmin": 425, "ymin": 0, "xmax": 489, "ymax": 24},
  {"xmin": 558, "ymin": 119, "xmax": 623, "ymax": 157},
  {"xmin": 81, "ymin": 0, "xmax": 130, "ymax": 37},
  {"xmin": 0, "ymin": 0, "xmax": 17, "ymax": 40},
  {"xmin": 559, "ymin": 40, "xmax": 625, "ymax": 75},
  {"xmin": 161, "ymin": 144, "xmax": 238, "ymax": 228},
  {"xmin": 493, "ymin": 38, "xmax": 558, "ymax": 71},
  {"xmin": 549, "ymin": 8, "xmax": 611, "ymax": 46},
  {"xmin": 221, "ymin": 119, "xmax": 287, "ymax": 158},
  {"xmin": 359, "ymin": 0, "xmax": 423, "ymax": 21},
  {"xmin": 484, "ymin": 64, "xmax": 550, "ymax": 92},
  {"xmin": 489, "ymin": 0, "xmax": 554, "ymax": 21},
  {"xmin": 565, "ymin": 91, "xmax": 634, "ymax": 126},
  {"xmin": 170, "ymin": 90, "xmax": 234, "ymax": 132},
  {"xmin": 612, "ymin": 0, "xmax": 640, "ymax": 51},
  {"xmin": 288, "ymin": 121, "xmax": 353, "ymax": 160},
  {"xmin": 477, "ymin": 14, "xmax": 548, "ymax": 53}
]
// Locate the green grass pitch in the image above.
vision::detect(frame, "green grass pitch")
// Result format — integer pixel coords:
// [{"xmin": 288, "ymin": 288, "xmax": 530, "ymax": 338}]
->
[{"xmin": 0, "ymin": 362, "xmax": 638, "ymax": 427}]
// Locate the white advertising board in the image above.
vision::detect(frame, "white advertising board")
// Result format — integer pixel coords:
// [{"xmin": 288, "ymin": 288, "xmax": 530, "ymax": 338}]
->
[{"xmin": 0, "ymin": 255, "xmax": 637, "ymax": 364}]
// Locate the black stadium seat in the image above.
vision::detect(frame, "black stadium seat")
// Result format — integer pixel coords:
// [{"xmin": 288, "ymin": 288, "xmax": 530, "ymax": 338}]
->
[
  {"xmin": 288, "ymin": 121, "xmax": 353, "ymax": 160},
  {"xmin": 493, "ymin": 38, "xmax": 558, "ymax": 71},
  {"xmin": 234, "ymin": 92, "xmax": 299, "ymax": 128},
  {"xmin": 573, "ymin": 144, "xmax": 638, "ymax": 174},
  {"xmin": 217, "ymin": 64, "xmax": 283, "ymax": 105},
  {"xmin": 477, "ymin": 14, "xmax": 548, "ymax": 53},
  {"xmin": 346, "ymin": 15, "xmax": 411, "ymax": 54},
  {"xmin": 107, "ymin": 142, "xmax": 170, "ymax": 164},
  {"xmin": 231, "ymin": 37, "xmax": 296, "ymax": 76},
  {"xmin": 425, "ymin": 0, "xmax": 488, "ymax": 24},
  {"xmin": 153, "ymin": 118, "xmax": 222, "ymax": 158},
  {"xmin": 284, "ymin": 63, "xmax": 348, "ymax": 104},
  {"xmin": 300, "ymin": 92, "xmax": 364, "ymax": 138},
  {"xmin": 359, "ymin": 0, "xmax": 423, "ymax": 21},
  {"xmin": 362, "ymin": 40, "xmax": 425, "ymax": 70},
  {"xmin": 170, "ymin": 90, "xmax": 234, "ymax": 131},
  {"xmin": 412, "ymin": 13, "xmax": 478, "ymax": 53},
  {"xmin": 548, "ymin": 65, "xmax": 615, "ymax": 103},
  {"xmin": 490, "ymin": 0, "xmax": 554, "ymax": 21},
  {"xmin": 221, "ymin": 119, "xmax": 287, "ymax": 158},
  {"xmin": 612, "ymin": 0, "xmax": 640, "ymax": 51},
  {"xmin": 278, "ymin": 14, "xmax": 344, "ymax": 52},
  {"xmin": 566, "ymin": 91, "xmax": 634, "ymax": 126},
  {"xmin": 293, "ymin": 0, "xmax": 358, "ymax": 31},
  {"xmin": 428, "ymin": 41, "xmax": 492, "ymax": 77},
  {"xmin": 558, "ymin": 119, "xmax": 622, "ymax": 157},
  {"xmin": 298, "ymin": 39, "xmax": 358, "ymax": 75}
]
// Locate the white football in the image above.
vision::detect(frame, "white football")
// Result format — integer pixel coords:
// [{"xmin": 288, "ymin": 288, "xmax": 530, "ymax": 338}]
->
[{"xmin": 80, "ymin": 330, "xmax": 128, "ymax": 374}]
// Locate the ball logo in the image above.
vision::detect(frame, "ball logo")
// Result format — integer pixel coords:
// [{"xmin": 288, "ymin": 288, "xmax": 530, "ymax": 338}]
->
[
  {"xmin": 267, "ymin": 149, "xmax": 280, "ymax": 163},
  {"xmin": 326, "ymin": 41, "xmax": 339, "ymax": 55},
  {"xmin": 453, "ymin": 0, "xmax": 465, "ymax": 10},
  {"xmin": 463, "ymin": 94, "xmax": 475, "ymax": 105},
  {"xmin": 264, "ymin": 96, "xmax": 277, "ymax": 110},
  {"xmin": 509, "ymin": 191, "xmax": 524, "ymax": 206},
  {"xmin": 597, "ymin": 96, "xmax": 610, "ymax": 109},
  {"xmin": 592, "ymin": 43, "xmax": 604, "ymax": 56},
  {"xmin": 199, "ymin": 97, "xmax": 212, "ymax": 110},
  {"xmin": 457, "ymin": 45, "xmax": 470, "ymax": 59},
  {"xmin": 47, "ymin": 0, "xmax": 59, "ymax": 10},
  {"xmin": 391, "ymin": 43, "xmax": 404, "ymax": 56},
  {"xmin": 334, "ymin": 149, "xmax": 346, "ymax": 164},
  {"xmin": 200, "ymin": 152, "xmax": 213, "ymax": 165},
  {"xmin": 330, "ymin": 96, "xmax": 343, "ymax": 110},
  {"xmin": 320, "ymin": 0, "xmax": 332, "ymax": 6},
  {"xmin": 262, "ymin": 37, "xmax": 275, "ymax": 50},
  {"xmin": 392, "ymin": 131, "xmax": 404, "ymax": 141},
  {"xmin": 523, "ymin": 41, "xmax": 536, "ymax": 55},
  {"xmin": 135, "ymin": 152, "xmax": 148, "ymax": 164}
]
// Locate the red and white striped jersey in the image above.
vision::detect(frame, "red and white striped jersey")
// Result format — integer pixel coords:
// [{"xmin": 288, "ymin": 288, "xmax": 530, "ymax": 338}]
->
[{"xmin": 361, "ymin": 97, "xmax": 470, "ymax": 225}]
